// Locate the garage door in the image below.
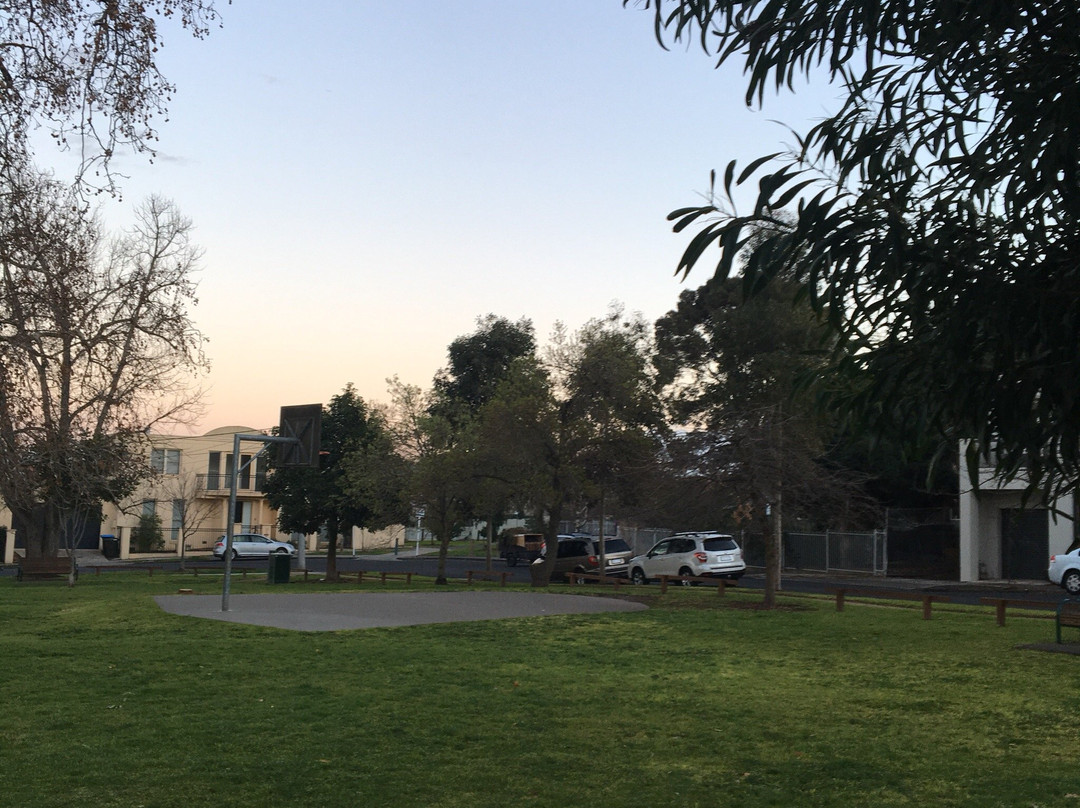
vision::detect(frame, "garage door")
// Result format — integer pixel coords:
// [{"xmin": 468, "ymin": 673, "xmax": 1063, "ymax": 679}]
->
[{"xmin": 1001, "ymin": 508, "xmax": 1048, "ymax": 580}]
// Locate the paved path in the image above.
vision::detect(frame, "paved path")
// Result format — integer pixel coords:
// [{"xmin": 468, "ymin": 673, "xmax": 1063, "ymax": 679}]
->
[{"xmin": 155, "ymin": 591, "xmax": 647, "ymax": 632}]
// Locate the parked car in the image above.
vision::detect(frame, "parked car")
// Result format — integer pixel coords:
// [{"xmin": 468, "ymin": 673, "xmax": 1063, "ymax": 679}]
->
[
  {"xmin": 628, "ymin": 532, "xmax": 745, "ymax": 585},
  {"xmin": 586, "ymin": 535, "xmax": 634, "ymax": 576},
  {"xmin": 542, "ymin": 536, "xmax": 600, "ymax": 582},
  {"xmin": 213, "ymin": 534, "xmax": 296, "ymax": 560},
  {"xmin": 1048, "ymin": 547, "xmax": 1080, "ymax": 594},
  {"xmin": 501, "ymin": 533, "xmax": 545, "ymax": 567}
]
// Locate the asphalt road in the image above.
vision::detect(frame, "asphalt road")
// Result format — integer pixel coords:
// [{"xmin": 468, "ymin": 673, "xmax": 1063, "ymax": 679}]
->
[
  {"xmin": 157, "ymin": 552, "xmax": 1066, "ymax": 606},
  {"xmin": 4, "ymin": 550, "xmax": 1064, "ymax": 606}
]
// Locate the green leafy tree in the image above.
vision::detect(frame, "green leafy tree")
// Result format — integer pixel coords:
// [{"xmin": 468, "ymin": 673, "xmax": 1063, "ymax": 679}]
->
[
  {"xmin": 433, "ymin": 315, "xmax": 536, "ymax": 418},
  {"xmin": 431, "ymin": 315, "xmax": 536, "ymax": 569},
  {"xmin": 655, "ymin": 268, "xmax": 873, "ymax": 607},
  {"xmin": 263, "ymin": 385, "xmax": 402, "ymax": 582},
  {"xmin": 629, "ymin": 0, "xmax": 1080, "ymax": 500},
  {"xmin": 480, "ymin": 312, "xmax": 663, "ymax": 585},
  {"xmin": 382, "ymin": 378, "xmax": 472, "ymax": 585}
]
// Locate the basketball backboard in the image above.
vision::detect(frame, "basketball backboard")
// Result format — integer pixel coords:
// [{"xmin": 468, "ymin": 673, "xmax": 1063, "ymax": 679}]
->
[{"xmin": 278, "ymin": 404, "xmax": 322, "ymax": 467}]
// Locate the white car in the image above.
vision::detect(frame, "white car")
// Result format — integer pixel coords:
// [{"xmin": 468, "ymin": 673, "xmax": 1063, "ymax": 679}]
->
[
  {"xmin": 629, "ymin": 532, "xmax": 745, "ymax": 585},
  {"xmin": 213, "ymin": 533, "xmax": 296, "ymax": 560},
  {"xmin": 1048, "ymin": 547, "xmax": 1080, "ymax": 595}
]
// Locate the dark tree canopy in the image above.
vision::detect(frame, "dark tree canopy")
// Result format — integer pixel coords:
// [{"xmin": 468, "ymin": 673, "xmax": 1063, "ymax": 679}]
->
[
  {"xmin": 630, "ymin": 0, "xmax": 1080, "ymax": 499},
  {"xmin": 655, "ymin": 270, "xmax": 876, "ymax": 526},
  {"xmin": 433, "ymin": 315, "xmax": 536, "ymax": 416},
  {"xmin": 264, "ymin": 385, "xmax": 403, "ymax": 581}
]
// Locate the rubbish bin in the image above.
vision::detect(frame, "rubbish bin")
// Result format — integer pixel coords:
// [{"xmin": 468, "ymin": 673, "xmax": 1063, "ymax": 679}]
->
[
  {"xmin": 101, "ymin": 534, "xmax": 120, "ymax": 560},
  {"xmin": 529, "ymin": 558, "xmax": 549, "ymax": 588},
  {"xmin": 268, "ymin": 552, "xmax": 291, "ymax": 584}
]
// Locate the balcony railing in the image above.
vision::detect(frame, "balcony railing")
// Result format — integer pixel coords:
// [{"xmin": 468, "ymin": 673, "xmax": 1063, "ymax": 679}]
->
[{"xmin": 197, "ymin": 473, "xmax": 267, "ymax": 493}]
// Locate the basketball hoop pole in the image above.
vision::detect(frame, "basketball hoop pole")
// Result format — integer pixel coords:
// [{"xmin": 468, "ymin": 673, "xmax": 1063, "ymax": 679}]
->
[{"xmin": 221, "ymin": 433, "xmax": 300, "ymax": 612}]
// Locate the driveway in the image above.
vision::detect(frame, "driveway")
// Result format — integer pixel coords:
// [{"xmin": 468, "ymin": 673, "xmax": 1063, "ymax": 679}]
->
[{"xmin": 155, "ymin": 590, "xmax": 647, "ymax": 632}]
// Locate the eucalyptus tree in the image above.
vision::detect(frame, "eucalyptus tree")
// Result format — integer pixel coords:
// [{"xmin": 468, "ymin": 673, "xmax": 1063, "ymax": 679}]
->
[
  {"xmin": 628, "ymin": 0, "xmax": 1080, "ymax": 500},
  {"xmin": 654, "ymin": 269, "xmax": 872, "ymax": 607},
  {"xmin": 382, "ymin": 378, "xmax": 471, "ymax": 585},
  {"xmin": 431, "ymin": 315, "xmax": 536, "ymax": 569},
  {"xmin": 480, "ymin": 311, "xmax": 663, "ymax": 585}
]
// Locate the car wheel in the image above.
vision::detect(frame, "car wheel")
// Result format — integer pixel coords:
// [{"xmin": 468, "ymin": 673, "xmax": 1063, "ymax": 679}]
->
[
  {"xmin": 273, "ymin": 547, "xmax": 289, "ymax": 554},
  {"xmin": 573, "ymin": 568, "xmax": 587, "ymax": 584},
  {"xmin": 678, "ymin": 566, "xmax": 695, "ymax": 586},
  {"xmin": 231, "ymin": 548, "xmax": 239, "ymax": 560},
  {"xmin": 1064, "ymin": 569, "xmax": 1080, "ymax": 595},
  {"xmin": 631, "ymin": 568, "xmax": 648, "ymax": 585},
  {"xmin": 506, "ymin": 553, "xmax": 517, "ymax": 567}
]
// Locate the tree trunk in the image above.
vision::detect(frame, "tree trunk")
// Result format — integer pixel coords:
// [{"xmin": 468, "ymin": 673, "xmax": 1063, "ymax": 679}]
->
[
  {"xmin": 485, "ymin": 517, "xmax": 494, "ymax": 572},
  {"xmin": 763, "ymin": 491, "xmax": 782, "ymax": 609},
  {"xmin": 435, "ymin": 531, "xmax": 451, "ymax": 585},
  {"xmin": 325, "ymin": 520, "xmax": 340, "ymax": 582},
  {"xmin": 533, "ymin": 500, "xmax": 564, "ymax": 587},
  {"xmin": 13, "ymin": 505, "xmax": 60, "ymax": 558}
]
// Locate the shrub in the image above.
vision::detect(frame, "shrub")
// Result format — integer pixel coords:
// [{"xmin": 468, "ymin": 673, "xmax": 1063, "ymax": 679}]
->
[{"xmin": 132, "ymin": 512, "xmax": 164, "ymax": 553}]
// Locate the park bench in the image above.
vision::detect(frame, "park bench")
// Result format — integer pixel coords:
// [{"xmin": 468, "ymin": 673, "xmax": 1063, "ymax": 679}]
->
[
  {"xmin": 305, "ymin": 569, "xmax": 412, "ymax": 585},
  {"xmin": 465, "ymin": 569, "xmax": 513, "ymax": 586},
  {"xmin": 1056, "ymin": 599, "xmax": 1080, "ymax": 644},
  {"xmin": 658, "ymin": 574, "xmax": 731, "ymax": 596},
  {"xmin": 15, "ymin": 553, "xmax": 77, "ymax": 582},
  {"xmin": 978, "ymin": 597, "xmax": 1056, "ymax": 627},
  {"xmin": 566, "ymin": 572, "xmax": 629, "ymax": 589},
  {"xmin": 825, "ymin": 586, "xmax": 949, "ymax": 620}
]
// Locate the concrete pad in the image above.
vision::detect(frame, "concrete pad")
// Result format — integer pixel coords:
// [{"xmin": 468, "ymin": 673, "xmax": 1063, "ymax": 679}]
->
[{"xmin": 154, "ymin": 591, "xmax": 647, "ymax": 632}]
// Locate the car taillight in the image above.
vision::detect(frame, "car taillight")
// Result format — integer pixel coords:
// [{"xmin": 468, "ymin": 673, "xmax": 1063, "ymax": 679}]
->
[
  {"xmin": 588, "ymin": 556, "xmax": 597, "ymax": 566},
  {"xmin": 694, "ymin": 551, "xmax": 708, "ymax": 563},
  {"xmin": 1051, "ymin": 555, "xmax": 1057, "ymax": 563}
]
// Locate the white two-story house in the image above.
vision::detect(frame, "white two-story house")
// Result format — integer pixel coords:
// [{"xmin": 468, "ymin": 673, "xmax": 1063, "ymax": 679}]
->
[{"xmin": 959, "ymin": 440, "xmax": 1076, "ymax": 581}]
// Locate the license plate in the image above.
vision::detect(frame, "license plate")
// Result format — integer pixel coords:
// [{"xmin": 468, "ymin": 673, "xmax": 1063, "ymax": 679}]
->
[
  {"xmin": 609, "ymin": 558, "xmax": 625, "ymax": 565},
  {"xmin": 718, "ymin": 554, "xmax": 733, "ymax": 563}
]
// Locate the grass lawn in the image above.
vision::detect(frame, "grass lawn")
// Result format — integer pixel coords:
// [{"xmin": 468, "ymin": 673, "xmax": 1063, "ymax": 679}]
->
[{"xmin": 1, "ymin": 573, "xmax": 1078, "ymax": 807}]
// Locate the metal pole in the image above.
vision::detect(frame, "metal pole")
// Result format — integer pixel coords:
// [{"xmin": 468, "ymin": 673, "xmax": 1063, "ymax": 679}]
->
[
  {"xmin": 295, "ymin": 531, "xmax": 306, "ymax": 571},
  {"xmin": 221, "ymin": 432, "xmax": 241, "ymax": 612},
  {"xmin": 221, "ymin": 433, "xmax": 300, "ymax": 612}
]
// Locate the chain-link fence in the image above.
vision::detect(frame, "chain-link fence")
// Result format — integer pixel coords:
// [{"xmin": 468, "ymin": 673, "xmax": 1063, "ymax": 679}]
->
[{"xmin": 730, "ymin": 530, "xmax": 888, "ymax": 575}]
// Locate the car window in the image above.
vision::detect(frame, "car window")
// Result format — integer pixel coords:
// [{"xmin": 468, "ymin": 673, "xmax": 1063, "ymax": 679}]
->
[
  {"xmin": 702, "ymin": 537, "xmax": 738, "ymax": 552},
  {"xmin": 603, "ymin": 539, "xmax": 630, "ymax": 553},
  {"xmin": 671, "ymin": 538, "xmax": 693, "ymax": 553},
  {"xmin": 650, "ymin": 540, "xmax": 670, "ymax": 556},
  {"xmin": 557, "ymin": 541, "xmax": 587, "ymax": 558}
]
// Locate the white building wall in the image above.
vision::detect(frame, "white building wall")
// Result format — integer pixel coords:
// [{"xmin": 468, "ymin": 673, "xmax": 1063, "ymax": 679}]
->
[{"xmin": 959, "ymin": 440, "xmax": 1075, "ymax": 581}]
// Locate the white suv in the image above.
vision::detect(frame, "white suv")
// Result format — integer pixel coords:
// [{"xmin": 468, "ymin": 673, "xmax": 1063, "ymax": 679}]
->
[
  {"xmin": 628, "ymin": 532, "xmax": 745, "ymax": 585},
  {"xmin": 1049, "ymin": 546, "xmax": 1080, "ymax": 594}
]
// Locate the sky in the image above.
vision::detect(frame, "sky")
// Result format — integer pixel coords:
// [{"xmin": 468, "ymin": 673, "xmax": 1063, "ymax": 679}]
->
[{"xmin": 38, "ymin": 1, "xmax": 841, "ymax": 434}]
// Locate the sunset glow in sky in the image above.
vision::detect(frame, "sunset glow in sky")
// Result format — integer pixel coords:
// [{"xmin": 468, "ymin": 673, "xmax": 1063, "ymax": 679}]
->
[{"xmin": 43, "ymin": 2, "xmax": 840, "ymax": 432}]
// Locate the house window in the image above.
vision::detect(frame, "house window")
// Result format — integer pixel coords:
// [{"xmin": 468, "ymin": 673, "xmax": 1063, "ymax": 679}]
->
[
  {"xmin": 142, "ymin": 499, "xmax": 157, "ymax": 517},
  {"xmin": 207, "ymin": 452, "xmax": 221, "ymax": 489},
  {"xmin": 207, "ymin": 452, "xmax": 253, "ymax": 489},
  {"xmin": 171, "ymin": 499, "xmax": 184, "ymax": 542},
  {"xmin": 151, "ymin": 448, "xmax": 181, "ymax": 474}
]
